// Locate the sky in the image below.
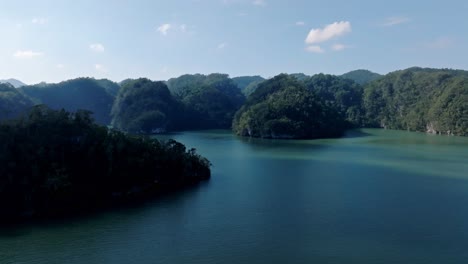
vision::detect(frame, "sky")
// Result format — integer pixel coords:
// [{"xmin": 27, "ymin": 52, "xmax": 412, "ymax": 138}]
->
[{"xmin": 1, "ymin": 0, "xmax": 467, "ymax": 84}]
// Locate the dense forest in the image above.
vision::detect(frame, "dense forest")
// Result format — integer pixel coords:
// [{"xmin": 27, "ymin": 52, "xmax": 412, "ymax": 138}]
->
[
  {"xmin": 166, "ymin": 73, "xmax": 245, "ymax": 129},
  {"xmin": 1, "ymin": 67, "xmax": 466, "ymax": 137},
  {"xmin": 363, "ymin": 67, "xmax": 468, "ymax": 136},
  {"xmin": 304, "ymin": 74, "xmax": 364, "ymax": 127},
  {"xmin": 233, "ymin": 74, "xmax": 346, "ymax": 139},
  {"xmin": 340, "ymin": 69, "xmax": 382, "ymax": 85},
  {"xmin": 20, "ymin": 78, "xmax": 116, "ymax": 125},
  {"xmin": 0, "ymin": 106, "xmax": 210, "ymax": 221},
  {"xmin": 0, "ymin": 83, "xmax": 34, "ymax": 121},
  {"xmin": 111, "ymin": 78, "xmax": 184, "ymax": 133}
]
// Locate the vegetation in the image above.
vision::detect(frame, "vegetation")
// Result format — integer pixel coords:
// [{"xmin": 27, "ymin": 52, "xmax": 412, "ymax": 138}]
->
[
  {"xmin": 167, "ymin": 73, "xmax": 245, "ymax": 129},
  {"xmin": 111, "ymin": 78, "xmax": 183, "ymax": 134},
  {"xmin": 2, "ymin": 67, "xmax": 467, "ymax": 137},
  {"xmin": 304, "ymin": 74, "xmax": 364, "ymax": 127},
  {"xmin": 0, "ymin": 106, "xmax": 211, "ymax": 221},
  {"xmin": 233, "ymin": 74, "xmax": 346, "ymax": 139},
  {"xmin": 0, "ymin": 78, "xmax": 27, "ymax": 88},
  {"xmin": 232, "ymin": 76, "xmax": 265, "ymax": 91},
  {"xmin": 20, "ymin": 78, "xmax": 116, "ymax": 125},
  {"xmin": 242, "ymin": 79, "xmax": 265, "ymax": 97},
  {"xmin": 340, "ymin": 69, "xmax": 381, "ymax": 85},
  {"xmin": 363, "ymin": 67, "xmax": 468, "ymax": 136},
  {"xmin": 0, "ymin": 83, "xmax": 34, "ymax": 121}
]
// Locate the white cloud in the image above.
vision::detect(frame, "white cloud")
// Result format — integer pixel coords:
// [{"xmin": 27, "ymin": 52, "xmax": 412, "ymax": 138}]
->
[
  {"xmin": 95, "ymin": 64, "xmax": 108, "ymax": 73},
  {"xmin": 217, "ymin": 42, "xmax": 228, "ymax": 49},
  {"xmin": 180, "ymin": 24, "xmax": 187, "ymax": 32},
  {"xmin": 157, "ymin": 23, "xmax": 172, "ymax": 35},
  {"xmin": 305, "ymin": 21, "xmax": 351, "ymax": 44},
  {"xmin": 56, "ymin": 64, "xmax": 65, "ymax": 69},
  {"xmin": 296, "ymin": 21, "xmax": 305, "ymax": 26},
  {"xmin": 383, "ymin": 16, "xmax": 410, "ymax": 27},
  {"xmin": 252, "ymin": 0, "xmax": 266, "ymax": 6},
  {"xmin": 237, "ymin": 12, "xmax": 248, "ymax": 17},
  {"xmin": 89, "ymin": 43, "xmax": 105, "ymax": 52},
  {"xmin": 32, "ymin": 17, "xmax": 47, "ymax": 25},
  {"xmin": 331, "ymin": 44, "xmax": 347, "ymax": 51},
  {"xmin": 13, "ymin": 50, "xmax": 44, "ymax": 59},
  {"xmin": 305, "ymin": 45, "xmax": 324, "ymax": 53}
]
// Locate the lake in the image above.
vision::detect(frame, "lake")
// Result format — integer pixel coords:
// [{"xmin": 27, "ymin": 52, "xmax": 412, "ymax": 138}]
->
[{"xmin": 1, "ymin": 129, "xmax": 468, "ymax": 264}]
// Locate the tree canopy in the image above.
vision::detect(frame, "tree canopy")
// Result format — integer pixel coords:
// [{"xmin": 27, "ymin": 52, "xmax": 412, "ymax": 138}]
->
[
  {"xmin": 304, "ymin": 74, "xmax": 364, "ymax": 127},
  {"xmin": 167, "ymin": 73, "xmax": 246, "ymax": 129},
  {"xmin": 363, "ymin": 67, "xmax": 468, "ymax": 136},
  {"xmin": 0, "ymin": 106, "xmax": 211, "ymax": 220},
  {"xmin": 233, "ymin": 74, "xmax": 346, "ymax": 139},
  {"xmin": 20, "ymin": 78, "xmax": 116, "ymax": 125},
  {"xmin": 0, "ymin": 83, "xmax": 34, "ymax": 121},
  {"xmin": 111, "ymin": 78, "xmax": 183, "ymax": 134},
  {"xmin": 340, "ymin": 69, "xmax": 382, "ymax": 85}
]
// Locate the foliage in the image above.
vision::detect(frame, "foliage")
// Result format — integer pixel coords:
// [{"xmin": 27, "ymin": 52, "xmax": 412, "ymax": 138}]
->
[
  {"xmin": 20, "ymin": 78, "xmax": 116, "ymax": 125},
  {"xmin": 0, "ymin": 106, "xmax": 211, "ymax": 220},
  {"xmin": 0, "ymin": 78, "xmax": 27, "ymax": 88},
  {"xmin": 340, "ymin": 69, "xmax": 382, "ymax": 85},
  {"xmin": 111, "ymin": 78, "xmax": 183, "ymax": 133},
  {"xmin": 167, "ymin": 73, "xmax": 246, "ymax": 129},
  {"xmin": 363, "ymin": 67, "xmax": 468, "ymax": 136},
  {"xmin": 0, "ymin": 83, "xmax": 34, "ymax": 121},
  {"xmin": 304, "ymin": 74, "xmax": 365, "ymax": 127},
  {"xmin": 233, "ymin": 74, "xmax": 346, "ymax": 139},
  {"xmin": 232, "ymin": 76, "xmax": 265, "ymax": 91}
]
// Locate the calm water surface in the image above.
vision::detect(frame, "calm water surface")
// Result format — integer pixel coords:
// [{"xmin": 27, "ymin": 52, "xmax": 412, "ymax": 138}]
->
[{"xmin": 1, "ymin": 129, "xmax": 468, "ymax": 264}]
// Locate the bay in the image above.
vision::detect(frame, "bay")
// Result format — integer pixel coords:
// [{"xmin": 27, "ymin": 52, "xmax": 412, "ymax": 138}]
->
[{"xmin": 1, "ymin": 129, "xmax": 468, "ymax": 264}]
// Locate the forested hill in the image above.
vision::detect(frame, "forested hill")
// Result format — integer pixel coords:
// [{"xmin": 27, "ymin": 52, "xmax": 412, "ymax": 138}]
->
[
  {"xmin": 2, "ymin": 67, "xmax": 467, "ymax": 137},
  {"xmin": 233, "ymin": 74, "xmax": 347, "ymax": 139},
  {"xmin": 363, "ymin": 67, "xmax": 468, "ymax": 136},
  {"xmin": 0, "ymin": 83, "xmax": 34, "ymax": 120},
  {"xmin": 340, "ymin": 69, "xmax": 382, "ymax": 85},
  {"xmin": 232, "ymin": 76, "xmax": 265, "ymax": 91},
  {"xmin": 0, "ymin": 106, "xmax": 211, "ymax": 220},
  {"xmin": 0, "ymin": 78, "xmax": 27, "ymax": 88},
  {"xmin": 166, "ymin": 73, "xmax": 245, "ymax": 129},
  {"xmin": 20, "ymin": 78, "xmax": 116, "ymax": 125}
]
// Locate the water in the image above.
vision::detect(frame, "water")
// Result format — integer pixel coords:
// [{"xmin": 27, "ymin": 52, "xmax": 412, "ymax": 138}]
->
[{"xmin": 1, "ymin": 129, "xmax": 468, "ymax": 264}]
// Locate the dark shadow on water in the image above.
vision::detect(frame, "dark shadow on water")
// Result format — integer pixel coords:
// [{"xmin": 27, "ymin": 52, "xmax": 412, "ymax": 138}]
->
[
  {"xmin": 0, "ymin": 180, "xmax": 211, "ymax": 237},
  {"xmin": 342, "ymin": 129, "xmax": 372, "ymax": 138}
]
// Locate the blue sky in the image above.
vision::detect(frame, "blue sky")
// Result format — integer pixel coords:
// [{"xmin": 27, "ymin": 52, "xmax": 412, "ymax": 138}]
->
[{"xmin": 1, "ymin": 0, "xmax": 467, "ymax": 84}]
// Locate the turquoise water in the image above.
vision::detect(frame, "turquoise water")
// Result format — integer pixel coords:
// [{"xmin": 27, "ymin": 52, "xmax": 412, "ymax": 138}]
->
[{"xmin": 1, "ymin": 129, "xmax": 468, "ymax": 264}]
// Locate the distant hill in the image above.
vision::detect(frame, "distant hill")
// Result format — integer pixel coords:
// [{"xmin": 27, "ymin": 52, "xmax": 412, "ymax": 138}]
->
[
  {"xmin": 232, "ymin": 76, "xmax": 265, "ymax": 91},
  {"xmin": 167, "ymin": 73, "xmax": 246, "ymax": 129},
  {"xmin": 340, "ymin": 70, "xmax": 381, "ymax": 85},
  {"xmin": 289, "ymin": 73, "xmax": 310, "ymax": 81},
  {"xmin": 363, "ymin": 67, "xmax": 468, "ymax": 136},
  {"xmin": 233, "ymin": 74, "xmax": 346, "ymax": 139},
  {"xmin": 0, "ymin": 79, "xmax": 27, "ymax": 88},
  {"xmin": 20, "ymin": 78, "xmax": 116, "ymax": 125},
  {"xmin": 0, "ymin": 83, "xmax": 34, "ymax": 121}
]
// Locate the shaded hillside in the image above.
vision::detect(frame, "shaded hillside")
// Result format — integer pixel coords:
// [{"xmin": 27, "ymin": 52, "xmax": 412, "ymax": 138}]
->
[
  {"xmin": 0, "ymin": 83, "xmax": 34, "ymax": 121},
  {"xmin": 111, "ymin": 78, "xmax": 183, "ymax": 133},
  {"xmin": 20, "ymin": 78, "xmax": 116, "ymax": 125}
]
